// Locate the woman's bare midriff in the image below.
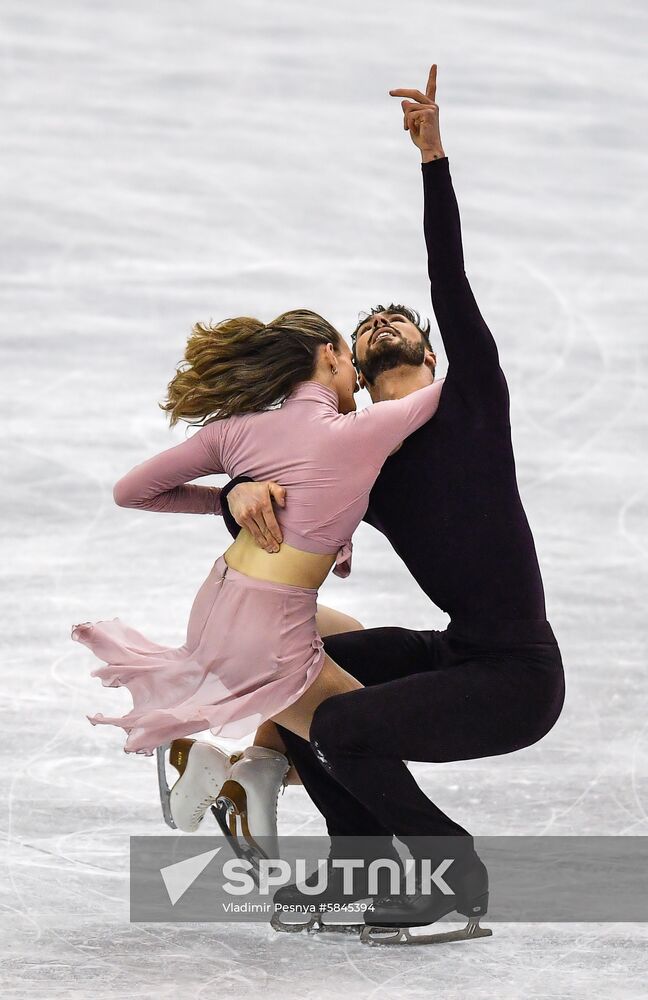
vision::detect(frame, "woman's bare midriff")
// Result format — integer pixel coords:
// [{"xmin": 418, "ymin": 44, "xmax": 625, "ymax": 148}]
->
[{"xmin": 223, "ymin": 526, "xmax": 337, "ymax": 590}]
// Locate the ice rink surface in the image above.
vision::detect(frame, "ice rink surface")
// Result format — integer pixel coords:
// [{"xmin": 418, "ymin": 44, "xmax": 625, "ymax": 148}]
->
[{"xmin": 2, "ymin": 0, "xmax": 647, "ymax": 996}]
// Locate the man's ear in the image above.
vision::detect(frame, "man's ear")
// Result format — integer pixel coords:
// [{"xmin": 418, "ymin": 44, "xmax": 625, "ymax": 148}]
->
[
  {"xmin": 425, "ymin": 350, "xmax": 437, "ymax": 371},
  {"xmin": 358, "ymin": 372, "xmax": 368, "ymax": 390}
]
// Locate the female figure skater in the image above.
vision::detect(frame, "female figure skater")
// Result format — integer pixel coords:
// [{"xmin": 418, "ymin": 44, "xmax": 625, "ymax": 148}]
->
[{"xmin": 71, "ymin": 309, "xmax": 444, "ymax": 850}]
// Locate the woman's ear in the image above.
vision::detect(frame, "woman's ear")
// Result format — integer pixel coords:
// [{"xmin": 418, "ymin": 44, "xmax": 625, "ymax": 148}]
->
[
  {"xmin": 324, "ymin": 342, "xmax": 337, "ymax": 364},
  {"xmin": 316, "ymin": 342, "xmax": 331, "ymax": 369}
]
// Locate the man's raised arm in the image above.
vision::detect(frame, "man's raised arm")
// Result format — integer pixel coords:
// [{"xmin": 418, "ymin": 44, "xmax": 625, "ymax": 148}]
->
[
  {"xmin": 391, "ymin": 64, "xmax": 505, "ymax": 396},
  {"xmin": 421, "ymin": 157, "xmax": 501, "ymax": 384}
]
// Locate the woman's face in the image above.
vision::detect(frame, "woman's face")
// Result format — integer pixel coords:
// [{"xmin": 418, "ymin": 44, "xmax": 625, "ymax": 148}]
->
[{"xmin": 332, "ymin": 339, "xmax": 360, "ymax": 414}]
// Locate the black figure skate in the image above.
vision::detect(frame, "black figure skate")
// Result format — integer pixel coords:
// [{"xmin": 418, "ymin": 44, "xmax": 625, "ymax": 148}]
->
[
  {"xmin": 361, "ymin": 854, "xmax": 493, "ymax": 946},
  {"xmin": 271, "ymin": 844, "xmax": 404, "ymax": 935}
]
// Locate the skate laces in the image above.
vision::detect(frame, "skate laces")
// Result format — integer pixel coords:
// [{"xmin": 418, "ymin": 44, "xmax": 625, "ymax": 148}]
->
[{"xmin": 191, "ymin": 793, "xmax": 218, "ymax": 823}]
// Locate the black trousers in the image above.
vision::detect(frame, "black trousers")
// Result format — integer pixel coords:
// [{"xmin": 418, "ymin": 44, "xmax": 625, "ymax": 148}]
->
[{"xmin": 275, "ymin": 619, "xmax": 565, "ymax": 857}]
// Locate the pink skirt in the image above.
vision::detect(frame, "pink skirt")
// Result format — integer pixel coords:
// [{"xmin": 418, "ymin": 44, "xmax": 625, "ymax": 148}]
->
[{"xmin": 71, "ymin": 554, "xmax": 326, "ymax": 756}]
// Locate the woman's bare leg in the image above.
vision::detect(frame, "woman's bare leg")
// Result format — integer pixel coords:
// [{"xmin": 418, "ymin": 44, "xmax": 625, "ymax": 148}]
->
[
  {"xmin": 271, "ymin": 651, "xmax": 363, "ymax": 742},
  {"xmin": 253, "ymin": 719, "xmax": 287, "ymax": 752},
  {"xmin": 315, "ymin": 605, "xmax": 365, "ymax": 638},
  {"xmin": 253, "ymin": 605, "xmax": 364, "ymax": 783}
]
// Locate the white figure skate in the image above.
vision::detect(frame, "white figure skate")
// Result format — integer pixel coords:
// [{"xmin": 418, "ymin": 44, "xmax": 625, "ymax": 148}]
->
[
  {"xmin": 213, "ymin": 746, "xmax": 290, "ymax": 867},
  {"xmin": 156, "ymin": 738, "xmax": 231, "ymax": 833}
]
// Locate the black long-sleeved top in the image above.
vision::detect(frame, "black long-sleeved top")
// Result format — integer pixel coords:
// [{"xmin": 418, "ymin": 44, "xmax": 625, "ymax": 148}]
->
[{"xmin": 219, "ymin": 156, "xmax": 547, "ymax": 626}]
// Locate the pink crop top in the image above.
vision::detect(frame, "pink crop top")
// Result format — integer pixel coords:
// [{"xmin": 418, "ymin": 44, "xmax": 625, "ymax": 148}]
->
[{"xmin": 112, "ymin": 378, "xmax": 445, "ymax": 578}]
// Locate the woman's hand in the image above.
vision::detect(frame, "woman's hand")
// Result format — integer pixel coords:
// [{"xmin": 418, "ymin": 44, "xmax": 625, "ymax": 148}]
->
[
  {"xmin": 228, "ymin": 480, "xmax": 286, "ymax": 552},
  {"xmin": 389, "ymin": 63, "xmax": 445, "ymax": 159}
]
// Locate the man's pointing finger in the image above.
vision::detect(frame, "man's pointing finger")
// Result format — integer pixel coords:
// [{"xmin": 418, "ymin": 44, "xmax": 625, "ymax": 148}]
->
[{"xmin": 426, "ymin": 64, "xmax": 437, "ymax": 101}]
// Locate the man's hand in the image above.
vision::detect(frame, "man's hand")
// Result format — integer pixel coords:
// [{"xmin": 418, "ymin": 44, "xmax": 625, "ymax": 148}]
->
[
  {"xmin": 228, "ymin": 480, "xmax": 286, "ymax": 552},
  {"xmin": 389, "ymin": 63, "xmax": 445, "ymax": 160}
]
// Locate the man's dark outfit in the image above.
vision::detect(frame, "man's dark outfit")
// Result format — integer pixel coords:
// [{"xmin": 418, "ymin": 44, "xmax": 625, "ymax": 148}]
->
[{"xmin": 219, "ymin": 156, "xmax": 565, "ymax": 861}]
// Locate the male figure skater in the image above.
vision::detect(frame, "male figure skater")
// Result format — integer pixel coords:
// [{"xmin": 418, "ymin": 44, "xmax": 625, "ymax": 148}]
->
[{"xmin": 215, "ymin": 63, "xmax": 565, "ymax": 937}]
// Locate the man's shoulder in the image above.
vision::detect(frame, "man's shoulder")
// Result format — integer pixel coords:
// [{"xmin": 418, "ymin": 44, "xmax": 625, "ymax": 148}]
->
[{"xmin": 364, "ymin": 419, "xmax": 437, "ymax": 522}]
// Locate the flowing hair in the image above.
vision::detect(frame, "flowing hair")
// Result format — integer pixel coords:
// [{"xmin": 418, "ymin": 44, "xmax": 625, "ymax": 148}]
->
[{"xmin": 159, "ymin": 309, "xmax": 344, "ymax": 428}]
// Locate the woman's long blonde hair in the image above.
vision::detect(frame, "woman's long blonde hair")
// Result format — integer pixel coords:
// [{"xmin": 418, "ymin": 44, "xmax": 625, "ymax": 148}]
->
[{"xmin": 159, "ymin": 309, "xmax": 344, "ymax": 427}]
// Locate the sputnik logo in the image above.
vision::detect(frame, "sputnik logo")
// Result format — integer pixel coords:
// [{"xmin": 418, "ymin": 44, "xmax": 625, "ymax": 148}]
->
[{"xmin": 160, "ymin": 847, "xmax": 222, "ymax": 905}]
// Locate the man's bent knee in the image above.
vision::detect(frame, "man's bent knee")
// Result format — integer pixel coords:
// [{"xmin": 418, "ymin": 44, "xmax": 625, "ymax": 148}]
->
[{"xmin": 309, "ymin": 689, "xmax": 370, "ymax": 769}]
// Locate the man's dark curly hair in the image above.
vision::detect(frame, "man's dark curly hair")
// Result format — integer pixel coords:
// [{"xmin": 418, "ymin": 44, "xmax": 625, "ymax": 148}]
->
[{"xmin": 350, "ymin": 302, "xmax": 435, "ymax": 371}]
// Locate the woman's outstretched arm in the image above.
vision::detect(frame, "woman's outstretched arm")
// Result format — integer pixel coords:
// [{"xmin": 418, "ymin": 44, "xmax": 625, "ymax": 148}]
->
[{"xmin": 112, "ymin": 422, "xmax": 227, "ymax": 515}]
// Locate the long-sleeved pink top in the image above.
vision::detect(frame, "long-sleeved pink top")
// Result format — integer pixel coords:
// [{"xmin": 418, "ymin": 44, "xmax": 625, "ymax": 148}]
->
[{"xmin": 112, "ymin": 378, "xmax": 444, "ymax": 577}]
